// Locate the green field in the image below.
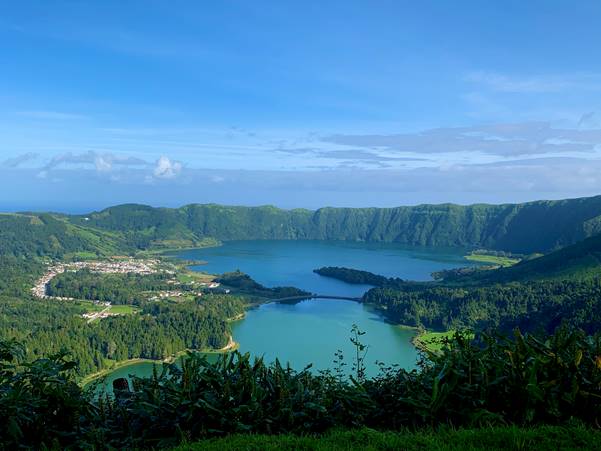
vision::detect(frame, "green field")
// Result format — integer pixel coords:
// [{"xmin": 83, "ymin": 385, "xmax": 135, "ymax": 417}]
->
[
  {"xmin": 108, "ymin": 304, "xmax": 139, "ymax": 314},
  {"xmin": 176, "ymin": 270, "xmax": 214, "ymax": 284},
  {"xmin": 63, "ymin": 251, "xmax": 99, "ymax": 260},
  {"xmin": 465, "ymin": 253, "xmax": 521, "ymax": 267},
  {"xmin": 74, "ymin": 300, "xmax": 105, "ymax": 313},
  {"xmin": 176, "ymin": 426, "xmax": 601, "ymax": 451}
]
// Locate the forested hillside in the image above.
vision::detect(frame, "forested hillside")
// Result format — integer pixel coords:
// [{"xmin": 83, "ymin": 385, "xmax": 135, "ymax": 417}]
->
[
  {"xmin": 0, "ymin": 294, "xmax": 243, "ymax": 375},
  {"xmin": 0, "ymin": 213, "xmax": 244, "ymax": 377},
  {"xmin": 363, "ymin": 279, "xmax": 601, "ymax": 334},
  {"xmin": 312, "ymin": 234, "xmax": 601, "ymax": 335},
  {"xmin": 69, "ymin": 195, "xmax": 601, "ymax": 253},
  {"xmin": 3, "ymin": 195, "xmax": 601, "ymax": 376},
  {"xmin": 0, "ymin": 213, "xmax": 129, "ymax": 258},
  {"xmin": 2, "ymin": 195, "xmax": 601, "ymax": 256},
  {"xmin": 466, "ymin": 233, "xmax": 601, "ymax": 283}
]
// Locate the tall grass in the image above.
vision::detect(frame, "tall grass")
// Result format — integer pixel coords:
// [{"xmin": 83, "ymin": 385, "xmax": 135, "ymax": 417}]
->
[{"xmin": 1, "ymin": 327, "xmax": 600, "ymax": 448}]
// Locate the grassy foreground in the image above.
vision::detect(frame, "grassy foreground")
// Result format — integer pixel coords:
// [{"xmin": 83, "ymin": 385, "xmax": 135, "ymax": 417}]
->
[{"xmin": 176, "ymin": 426, "xmax": 601, "ymax": 450}]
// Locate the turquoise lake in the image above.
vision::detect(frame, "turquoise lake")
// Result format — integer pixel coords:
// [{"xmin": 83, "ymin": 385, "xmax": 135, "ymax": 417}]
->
[
  {"xmin": 94, "ymin": 240, "xmax": 475, "ymax": 390},
  {"xmin": 180, "ymin": 240, "xmax": 473, "ymax": 297}
]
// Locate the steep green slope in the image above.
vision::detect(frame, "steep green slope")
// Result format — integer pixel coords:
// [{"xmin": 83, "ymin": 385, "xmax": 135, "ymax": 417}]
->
[
  {"xmin": 0, "ymin": 213, "xmax": 129, "ymax": 259},
  {"xmin": 69, "ymin": 195, "xmax": 601, "ymax": 253},
  {"xmin": 356, "ymin": 233, "xmax": 601, "ymax": 334},
  {"xmin": 458, "ymin": 233, "xmax": 601, "ymax": 284},
  {"xmin": 5, "ymin": 194, "xmax": 601, "ymax": 259}
]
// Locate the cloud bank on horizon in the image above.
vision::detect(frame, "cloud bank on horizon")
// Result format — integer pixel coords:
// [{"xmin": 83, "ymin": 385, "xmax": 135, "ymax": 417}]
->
[{"xmin": 1, "ymin": 1, "xmax": 601, "ymax": 211}]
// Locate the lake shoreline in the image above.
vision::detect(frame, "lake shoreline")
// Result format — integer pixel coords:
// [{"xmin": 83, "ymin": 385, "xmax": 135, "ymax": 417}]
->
[
  {"xmin": 80, "ymin": 335, "xmax": 239, "ymax": 387},
  {"xmin": 89, "ymin": 241, "xmax": 474, "ymax": 383}
]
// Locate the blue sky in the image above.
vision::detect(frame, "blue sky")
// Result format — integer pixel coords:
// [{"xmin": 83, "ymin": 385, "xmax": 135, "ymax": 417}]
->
[{"xmin": 2, "ymin": 1, "xmax": 601, "ymax": 211}]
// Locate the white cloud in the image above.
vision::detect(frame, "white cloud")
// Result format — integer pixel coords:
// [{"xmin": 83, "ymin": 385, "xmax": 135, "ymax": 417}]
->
[
  {"xmin": 42, "ymin": 151, "xmax": 148, "ymax": 173},
  {"xmin": 5, "ymin": 150, "xmax": 189, "ymax": 182},
  {"xmin": 153, "ymin": 156, "xmax": 182, "ymax": 179},
  {"xmin": 1, "ymin": 152, "xmax": 39, "ymax": 168},
  {"xmin": 324, "ymin": 122, "xmax": 601, "ymax": 158},
  {"xmin": 10, "ymin": 157, "xmax": 601, "ymax": 209}
]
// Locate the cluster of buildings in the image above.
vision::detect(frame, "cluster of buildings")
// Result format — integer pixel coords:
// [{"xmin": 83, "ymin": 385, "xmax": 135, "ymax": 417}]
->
[
  {"xmin": 31, "ymin": 258, "xmax": 163, "ymax": 300},
  {"xmin": 151, "ymin": 290, "xmax": 186, "ymax": 300},
  {"xmin": 74, "ymin": 258, "xmax": 163, "ymax": 275},
  {"xmin": 149, "ymin": 289, "xmax": 212, "ymax": 301},
  {"xmin": 30, "ymin": 258, "xmax": 232, "ymax": 322}
]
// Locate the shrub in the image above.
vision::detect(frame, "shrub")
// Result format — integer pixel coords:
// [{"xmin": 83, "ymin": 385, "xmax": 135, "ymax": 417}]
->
[{"xmin": 1, "ymin": 327, "xmax": 601, "ymax": 448}]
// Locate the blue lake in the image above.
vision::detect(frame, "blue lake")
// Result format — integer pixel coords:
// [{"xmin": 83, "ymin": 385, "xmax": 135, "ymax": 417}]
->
[
  {"xmin": 179, "ymin": 240, "xmax": 473, "ymax": 297},
  {"xmin": 94, "ymin": 240, "xmax": 474, "ymax": 389}
]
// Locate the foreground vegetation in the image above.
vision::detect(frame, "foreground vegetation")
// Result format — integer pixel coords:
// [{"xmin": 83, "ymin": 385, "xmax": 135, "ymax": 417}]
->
[
  {"xmin": 1, "ymin": 327, "xmax": 601, "ymax": 448},
  {"xmin": 177, "ymin": 425, "xmax": 601, "ymax": 450}
]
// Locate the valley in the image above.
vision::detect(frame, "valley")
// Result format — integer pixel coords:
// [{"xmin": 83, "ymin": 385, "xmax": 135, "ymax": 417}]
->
[
  {"xmin": 3, "ymin": 198, "xmax": 601, "ymax": 447},
  {"xmin": 3, "ymin": 198, "xmax": 601, "ymax": 382}
]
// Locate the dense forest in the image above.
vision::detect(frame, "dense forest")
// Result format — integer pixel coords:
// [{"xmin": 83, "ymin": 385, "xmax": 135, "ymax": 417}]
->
[
  {"xmin": 363, "ymin": 279, "xmax": 601, "ymax": 334},
  {"xmin": 0, "ymin": 256, "xmax": 44, "ymax": 297},
  {"xmin": 0, "ymin": 294, "xmax": 243, "ymax": 376},
  {"xmin": 216, "ymin": 271, "xmax": 311, "ymax": 299},
  {"xmin": 0, "ymin": 222, "xmax": 245, "ymax": 376},
  {"xmin": 47, "ymin": 270, "xmax": 183, "ymax": 305},
  {"xmin": 314, "ymin": 266, "xmax": 400, "ymax": 286}
]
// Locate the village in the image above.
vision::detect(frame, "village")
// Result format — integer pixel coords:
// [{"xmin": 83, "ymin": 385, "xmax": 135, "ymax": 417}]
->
[
  {"xmin": 30, "ymin": 258, "xmax": 224, "ymax": 322},
  {"xmin": 31, "ymin": 258, "xmax": 164, "ymax": 300}
]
